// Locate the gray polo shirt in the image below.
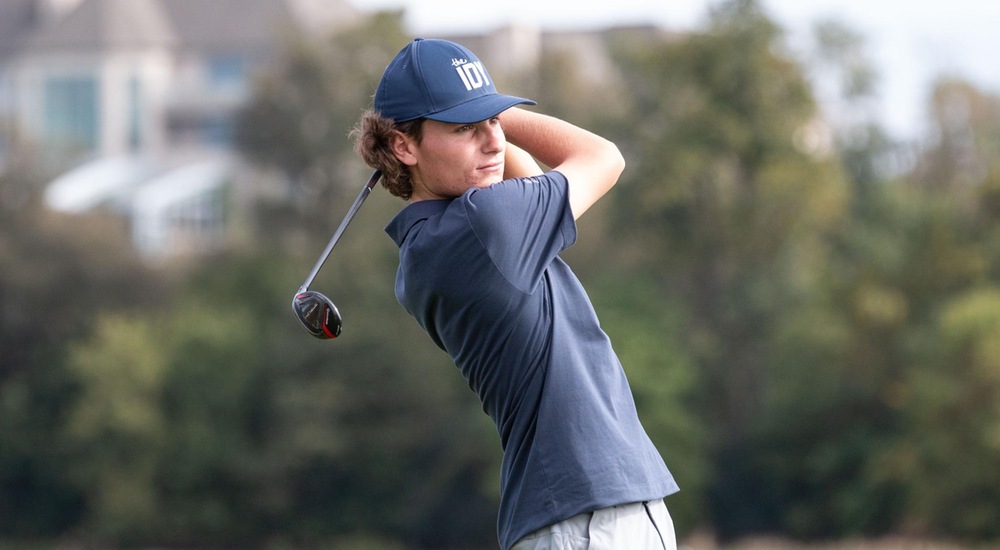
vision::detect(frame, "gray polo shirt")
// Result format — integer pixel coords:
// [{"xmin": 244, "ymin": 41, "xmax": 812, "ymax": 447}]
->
[{"xmin": 385, "ymin": 171, "xmax": 678, "ymax": 549}]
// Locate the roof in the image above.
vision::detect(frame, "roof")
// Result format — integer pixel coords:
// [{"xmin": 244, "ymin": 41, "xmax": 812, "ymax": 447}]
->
[
  {"xmin": 0, "ymin": 0, "xmax": 37, "ymax": 60},
  {"xmin": 26, "ymin": 0, "xmax": 177, "ymax": 52},
  {"xmin": 44, "ymin": 155, "xmax": 161, "ymax": 213},
  {"xmin": 8, "ymin": 0, "xmax": 358, "ymax": 58},
  {"xmin": 160, "ymin": 0, "xmax": 293, "ymax": 54},
  {"xmin": 160, "ymin": 0, "xmax": 358, "ymax": 54}
]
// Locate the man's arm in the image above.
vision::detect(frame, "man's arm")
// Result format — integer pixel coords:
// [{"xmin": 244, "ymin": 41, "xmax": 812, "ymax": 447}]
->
[
  {"xmin": 503, "ymin": 143, "xmax": 543, "ymax": 180},
  {"xmin": 499, "ymin": 108, "xmax": 625, "ymax": 220}
]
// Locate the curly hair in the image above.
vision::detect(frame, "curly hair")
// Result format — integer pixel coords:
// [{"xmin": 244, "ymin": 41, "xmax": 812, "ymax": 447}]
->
[{"xmin": 351, "ymin": 109, "xmax": 424, "ymax": 200}]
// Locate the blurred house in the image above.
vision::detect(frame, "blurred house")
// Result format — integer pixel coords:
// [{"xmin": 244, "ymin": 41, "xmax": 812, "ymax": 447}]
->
[
  {"xmin": 0, "ymin": 0, "xmax": 671, "ymax": 258},
  {"xmin": 0, "ymin": 0, "xmax": 357, "ymax": 258}
]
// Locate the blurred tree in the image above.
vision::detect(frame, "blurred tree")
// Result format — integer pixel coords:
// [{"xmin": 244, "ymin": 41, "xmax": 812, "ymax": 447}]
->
[
  {"xmin": 741, "ymin": 74, "xmax": 1000, "ymax": 539},
  {"xmin": 0, "ymin": 170, "xmax": 169, "ymax": 536},
  {"xmin": 57, "ymin": 235, "xmax": 502, "ymax": 547},
  {"xmin": 805, "ymin": 18, "xmax": 902, "ymax": 196},
  {"xmin": 896, "ymin": 288, "xmax": 1000, "ymax": 539},
  {"xmin": 235, "ymin": 11, "xmax": 410, "ymax": 241},
  {"xmin": 592, "ymin": 275, "xmax": 709, "ymax": 533},
  {"xmin": 742, "ymin": 183, "xmax": 921, "ymax": 539},
  {"xmin": 911, "ymin": 80, "xmax": 1000, "ymax": 193},
  {"xmin": 606, "ymin": 2, "xmax": 849, "ymax": 535},
  {"xmin": 876, "ymin": 79, "xmax": 1000, "ymax": 541},
  {"xmin": 11, "ymin": 3, "xmax": 1000, "ymax": 547},
  {"xmin": 810, "ymin": 19, "xmax": 878, "ymax": 108},
  {"xmin": 0, "ymin": 199, "xmax": 163, "ymax": 381},
  {"xmin": 62, "ymin": 314, "xmax": 169, "ymax": 543}
]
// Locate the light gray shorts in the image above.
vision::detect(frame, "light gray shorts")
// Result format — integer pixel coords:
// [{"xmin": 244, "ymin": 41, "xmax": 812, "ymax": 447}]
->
[{"xmin": 511, "ymin": 499, "xmax": 676, "ymax": 550}]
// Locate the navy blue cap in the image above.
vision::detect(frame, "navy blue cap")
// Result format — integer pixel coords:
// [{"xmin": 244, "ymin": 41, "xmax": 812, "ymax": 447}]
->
[{"xmin": 374, "ymin": 38, "xmax": 536, "ymax": 124}]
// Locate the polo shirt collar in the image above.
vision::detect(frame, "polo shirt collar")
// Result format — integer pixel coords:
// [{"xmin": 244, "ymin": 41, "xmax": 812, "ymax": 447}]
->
[{"xmin": 385, "ymin": 199, "xmax": 450, "ymax": 248}]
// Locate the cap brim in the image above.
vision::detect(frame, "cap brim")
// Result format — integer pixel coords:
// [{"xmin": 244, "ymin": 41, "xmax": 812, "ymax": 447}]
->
[{"xmin": 424, "ymin": 94, "xmax": 536, "ymax": 124}]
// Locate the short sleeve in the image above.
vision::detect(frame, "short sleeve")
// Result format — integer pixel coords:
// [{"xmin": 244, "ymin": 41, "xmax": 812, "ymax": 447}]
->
[{"xmin": 461, "ymin": 171, "xmax": 576, "ymax": 293}]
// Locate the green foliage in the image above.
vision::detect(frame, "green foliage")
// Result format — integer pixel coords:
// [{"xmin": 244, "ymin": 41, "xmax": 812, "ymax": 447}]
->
[
  {"xmin": 598, "ymin": 0, "xmax": 1000, "ymax": 543},
  {"xmin": 53, "ymin": 245, "xmax": 500, "ymax": 547},
  {"xmin": 235, "ymin": 11, "xmax": 411, "ymax": 237},
  {"xmin": 811, "ymin": 19, "xmax": 878, "ymax": 100},
  {"xmin": 5, "ymin": 2, "xmax": 1000, "ymax": 548},
  {"xmin": 592, "ymin": 275, "xmax": 708, "ymax": 533},
  {"xmin": 0, "ymin": 182, "xmax": 166, "ymax": 536},
  {"xmin": 894, "ymin": 288, "xmax": 1000, "ymax": 538},
  {"xmin": 606, "ymin": 5, "xmax": 851, "ymax": 528},
  {"xmin": 63, "ymin": 315, "xmax": 168, "ymax": 541}
]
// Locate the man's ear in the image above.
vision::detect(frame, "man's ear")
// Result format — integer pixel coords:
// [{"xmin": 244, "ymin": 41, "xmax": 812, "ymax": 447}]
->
[{"xmin": 389, "ymin": 130, "xmax": 418, "ymax": 166}]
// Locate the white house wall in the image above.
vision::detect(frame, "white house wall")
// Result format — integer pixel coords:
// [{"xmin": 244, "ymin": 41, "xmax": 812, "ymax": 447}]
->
[{"xmin": 98, "ymin": 48, "xmax": 174, "ymax": 158}]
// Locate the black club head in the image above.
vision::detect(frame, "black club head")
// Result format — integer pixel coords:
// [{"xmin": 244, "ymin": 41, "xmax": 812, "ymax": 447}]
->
[{"xmin": 292, "ymin": 291, "xmax": 343, "ymax": 339}]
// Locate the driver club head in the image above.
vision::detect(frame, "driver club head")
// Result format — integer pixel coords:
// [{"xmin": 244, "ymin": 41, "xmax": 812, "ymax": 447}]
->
[{"xmin": 292, "ymin": 291, "xmax": 343, "ymax": 339}]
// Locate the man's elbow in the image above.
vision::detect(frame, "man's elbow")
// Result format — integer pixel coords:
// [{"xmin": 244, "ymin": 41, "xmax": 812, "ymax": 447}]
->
[
  {"xmin": 612, "ymin": 144, "xmax": 626, "ymax": 178},
  {"xmin": 603, "ymin": 141, "xmax": 626, "ymax": 188}
]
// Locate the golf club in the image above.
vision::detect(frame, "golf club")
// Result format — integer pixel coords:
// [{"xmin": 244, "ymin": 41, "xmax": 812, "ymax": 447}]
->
[{"xmin": 292, "ymin": 169, "xmax": 381, "ymax": 339}]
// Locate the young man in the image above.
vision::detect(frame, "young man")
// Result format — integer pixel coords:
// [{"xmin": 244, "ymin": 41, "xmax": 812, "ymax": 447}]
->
[{"xmin": 354, "ymin": 38, "xmax": 679, "ymax": 549}]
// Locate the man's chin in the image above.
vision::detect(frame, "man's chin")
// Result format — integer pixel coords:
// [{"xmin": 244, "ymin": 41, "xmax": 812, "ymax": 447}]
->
[{"xmin": 479, "ymin": 169, "xmax": 505, "ymax": 185}]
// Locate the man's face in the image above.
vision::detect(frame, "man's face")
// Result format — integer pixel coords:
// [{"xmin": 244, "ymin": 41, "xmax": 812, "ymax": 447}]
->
[{"xmin": 398, "ymin": 116, "xmax": 506, "ymax": 201}]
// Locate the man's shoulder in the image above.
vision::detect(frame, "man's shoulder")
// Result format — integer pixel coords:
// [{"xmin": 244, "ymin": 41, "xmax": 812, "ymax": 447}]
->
[
  {"xmin": 464, "ymin": 171, "xmax": 568, "ymax": 210},
  {"xmin": 385, "ymin": 199, "xmax": 451, "ymax": 247}
]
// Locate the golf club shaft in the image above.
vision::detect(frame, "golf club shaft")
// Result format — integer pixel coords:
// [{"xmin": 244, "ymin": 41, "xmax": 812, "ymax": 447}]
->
[{"xmin": 298, "ymin": 169, "xmax": 382, "ymax": 293}]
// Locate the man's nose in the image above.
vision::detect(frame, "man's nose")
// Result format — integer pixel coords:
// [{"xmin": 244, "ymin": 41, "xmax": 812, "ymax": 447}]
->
[{"xmin": 482, "ymin": 122, "xmax": 504, "ymax": 151}]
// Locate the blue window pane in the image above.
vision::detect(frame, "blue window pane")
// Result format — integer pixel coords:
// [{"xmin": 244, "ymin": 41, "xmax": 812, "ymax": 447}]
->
[
  {"xmin": 44, "ymin": 76, "xmax": 100, "ymax": 156},
  {"xmin": 208, "ymin": 56, "xmax": 246, "ymax": 88}
]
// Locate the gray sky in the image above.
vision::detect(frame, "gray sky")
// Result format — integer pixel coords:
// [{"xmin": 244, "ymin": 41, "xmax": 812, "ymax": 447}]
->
[{"xmin": 347, "ymin": 0, "xmax": 1000, "ymax": 142}]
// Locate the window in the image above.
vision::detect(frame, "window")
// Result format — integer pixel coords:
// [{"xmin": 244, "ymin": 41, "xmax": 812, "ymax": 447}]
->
[
  {"xmin": 208, "ymin": 56, "xmax": 246, "ymax": 90},
  {"xmin": 44, "ymin": 76, "xmax": 100, "ymax": 157},
  {"xmin": 127, "ymin": 76, "xmax": 142, "ymax": 150}
]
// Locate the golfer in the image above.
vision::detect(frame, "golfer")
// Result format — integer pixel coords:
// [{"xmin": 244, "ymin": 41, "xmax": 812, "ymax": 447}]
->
[{"xmin": 354, "ymin": 38, "xmax": 679, "ymax": 549}]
